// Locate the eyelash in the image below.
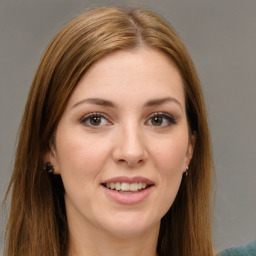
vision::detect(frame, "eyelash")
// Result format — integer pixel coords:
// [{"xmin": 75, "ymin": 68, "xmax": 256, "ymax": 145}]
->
[
  {"xmin": 146, "ymin": 112, "xmax": 177, "ymax": 127},
  {"xmin": 80, "ymin": 112, "xmax": 177, "ymax": 128},
  {"xmin": 80, "ymin": 112, "xmax": 111, "ymax": 127}
]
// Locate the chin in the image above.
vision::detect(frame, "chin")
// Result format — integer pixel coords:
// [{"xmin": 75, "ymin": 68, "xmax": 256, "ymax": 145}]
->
[{"xmin": 101, "ymin": 212, "xmax": 160, "ymax": 238}]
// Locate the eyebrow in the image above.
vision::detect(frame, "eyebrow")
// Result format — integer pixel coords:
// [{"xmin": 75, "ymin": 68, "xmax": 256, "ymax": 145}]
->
[
  {"xmin": 72, "ymin": 96, "xmax": 183, "ymax": 111},
  {"xmin": 144, "ymin": 97, "xmax": 183, "ymax": 111},
  {"xmin": 72, "ymin": 98, "xmax": 116, "ymax": 108}
]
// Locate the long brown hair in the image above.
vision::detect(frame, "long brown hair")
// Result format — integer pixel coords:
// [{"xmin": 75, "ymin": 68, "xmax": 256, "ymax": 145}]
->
[{"xmin": 4, "ymin": 7, "xmax": 214, "ymax": 256}]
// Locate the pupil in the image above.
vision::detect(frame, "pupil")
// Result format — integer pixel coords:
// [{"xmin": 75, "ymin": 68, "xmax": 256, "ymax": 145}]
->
[
  {"xmin": 152, "ymin": 116, "xmax": 162, "ymax": 126},
  {"xmin": 90, "ymin": 116, "xmax": 101, "ymax": 125}
]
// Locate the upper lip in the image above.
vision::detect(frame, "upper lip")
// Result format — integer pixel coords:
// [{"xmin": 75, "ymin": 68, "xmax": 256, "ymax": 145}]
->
[{"xmin": 102, "ymin": 176, "xmax": 155, "ymax": 185}]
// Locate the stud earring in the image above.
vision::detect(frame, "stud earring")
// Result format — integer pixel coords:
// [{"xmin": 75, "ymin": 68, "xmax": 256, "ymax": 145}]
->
[
  {"xmin": 185, "ymin": 166, "xmax": 189, "ymax": 176},
  {"xmin": 44, "ymin": 162, "xmax": 54, "ymax": 174}
]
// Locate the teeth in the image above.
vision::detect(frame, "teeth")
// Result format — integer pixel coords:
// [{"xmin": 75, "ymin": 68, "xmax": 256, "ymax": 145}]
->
[
  {"xmin": 121, "ymin": 182, "xmax": 129, "ymax": 191},
  {"xmin": 105, "ymin": 182, "xmax": 148, "ymax": 192},
  {"xmin": 115, "ymin": 182, "xmax": 121, "ymax": 190},
  {"xmin": 129, "ymin": 183, "xmax": 138, "ymax": 191}
]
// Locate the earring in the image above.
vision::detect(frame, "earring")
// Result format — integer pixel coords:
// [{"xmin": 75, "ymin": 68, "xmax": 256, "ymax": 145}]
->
[
  {"xmin": 185, "ymin": 166, "xmax": 189, "ymax": 176},
  {"xmin": 44, "ymin": 162, "xmax": 54, "ymax": 174}
]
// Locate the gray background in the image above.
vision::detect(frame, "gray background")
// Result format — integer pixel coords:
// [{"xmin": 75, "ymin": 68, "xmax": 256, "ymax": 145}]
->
[{"xmin": 1, "ymin": 0, "xmax": 256, "ymax": 253}]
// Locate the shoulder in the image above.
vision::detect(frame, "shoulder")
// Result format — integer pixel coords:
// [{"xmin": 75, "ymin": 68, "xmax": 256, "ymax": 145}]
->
[{"xmin": 218, "ymin": 240, "xmax": 256, "ymax": 256}]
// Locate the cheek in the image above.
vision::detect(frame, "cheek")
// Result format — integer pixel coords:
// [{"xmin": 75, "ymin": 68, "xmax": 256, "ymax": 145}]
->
[
  {"xmin": 55, "ymin": 129, "xmax": 111, "ymax": 183},
  {"xmin": 151, "ymin": 136, "xmax": 188, "ymax": 176},
  {"xmin": 149, "ymin": 135, "xmax": 188, "ymax": 212}
]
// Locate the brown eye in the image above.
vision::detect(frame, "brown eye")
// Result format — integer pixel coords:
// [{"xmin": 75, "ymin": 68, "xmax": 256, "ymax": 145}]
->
[
  {"xmin": 146, "ymin": 113, "xmax": 177, "ymax": 127},
  {"xmin": 81, "ymin": 113, "xmax": 110, "ymax": 127},
  {"xmin": 151, "ymin": 116, "xmax": 163, "ymax": 126},
  {"xmin": 90, "ymin": 116, "xmax": 102, "ymax": 126}
]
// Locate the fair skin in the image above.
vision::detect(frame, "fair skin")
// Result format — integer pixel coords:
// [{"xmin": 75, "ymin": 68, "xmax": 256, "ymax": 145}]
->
[{"xmin": 48, "ymin": 48, "xmax": 195, "ymax": 256}]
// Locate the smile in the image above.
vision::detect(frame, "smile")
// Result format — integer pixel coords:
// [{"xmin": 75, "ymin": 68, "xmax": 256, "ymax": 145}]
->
[
  {"xmin": 101, "ymin": 176, "xmax": 155, "ymax": 203},
  {"xmin": 104, "ymin": 182, "xmax": 149, "ymax": 193}
]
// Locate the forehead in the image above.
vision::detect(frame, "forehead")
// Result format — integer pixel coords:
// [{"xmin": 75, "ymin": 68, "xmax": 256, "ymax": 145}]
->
[{"xmin": 67, "ymin": 47, "xmax": 185, "ymax": 108}]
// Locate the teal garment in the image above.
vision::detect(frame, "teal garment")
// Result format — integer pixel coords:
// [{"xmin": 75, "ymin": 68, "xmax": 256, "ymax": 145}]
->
[{"xmin": 219, "ymin": 241, "xmax": 256, "ymax": 256}]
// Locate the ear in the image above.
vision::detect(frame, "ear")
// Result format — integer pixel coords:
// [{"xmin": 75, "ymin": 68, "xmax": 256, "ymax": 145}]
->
[
  {"xmin": 44, "ymin": 142, "xmax": 60, "ymax": 175},
  {"xmin": 184, "ymin": 133, "xmax": 196, "ymax": 172}
]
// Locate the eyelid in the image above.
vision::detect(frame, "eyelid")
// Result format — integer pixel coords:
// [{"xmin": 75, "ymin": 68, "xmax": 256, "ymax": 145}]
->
[
  {"xmin": 80, "ymin": 112, "xmax": 112, "ymax": 127},
  {"xmin": 146, "ymin": 112, "xmax": 177, "ymax": 126}
]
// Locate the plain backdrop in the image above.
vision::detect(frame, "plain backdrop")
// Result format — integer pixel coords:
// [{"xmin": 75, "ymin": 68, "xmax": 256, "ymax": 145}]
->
[{"xmin": 1, "ymin": 0, "xmax": 256, "ymax": 253}]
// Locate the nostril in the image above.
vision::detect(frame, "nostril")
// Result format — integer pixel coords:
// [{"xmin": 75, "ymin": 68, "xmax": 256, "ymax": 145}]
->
[{"xmin": 117, "ymin": 158, "xmax": 145, "ymax": 166}]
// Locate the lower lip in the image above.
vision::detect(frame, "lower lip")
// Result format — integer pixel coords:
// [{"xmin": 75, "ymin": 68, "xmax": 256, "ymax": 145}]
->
[{"xmin": 102, "ymin": 185, "xmax": 154, "ymax": 205}]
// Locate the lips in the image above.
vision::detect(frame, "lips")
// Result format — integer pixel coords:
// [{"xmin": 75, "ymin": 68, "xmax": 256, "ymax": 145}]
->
[{"xmin": 101, "ymin": 176, "xmax": 154, "ymax": 204}]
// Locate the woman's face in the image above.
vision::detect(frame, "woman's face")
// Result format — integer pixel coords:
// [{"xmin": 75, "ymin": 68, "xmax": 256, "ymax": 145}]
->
[{"xmin": 49, "ymin": 48, "xmax": 194, "ymax": 239}]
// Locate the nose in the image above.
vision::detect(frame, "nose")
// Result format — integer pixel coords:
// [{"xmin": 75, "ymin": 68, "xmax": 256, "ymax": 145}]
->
[{"xmin": 112, "ymin": 124, "xmax": 148, "ymax": 167}]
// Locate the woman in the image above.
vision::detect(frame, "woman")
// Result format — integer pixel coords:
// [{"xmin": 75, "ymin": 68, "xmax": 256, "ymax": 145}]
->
[{"xmin": 4, "ymin": 7, "xmax": 214, "ymax": 256}]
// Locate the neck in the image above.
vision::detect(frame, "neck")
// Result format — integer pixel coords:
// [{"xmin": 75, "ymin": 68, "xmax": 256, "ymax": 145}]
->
[{"xmin": 68, "ymin": 223, "xmax": 159, "ymax": 256}]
